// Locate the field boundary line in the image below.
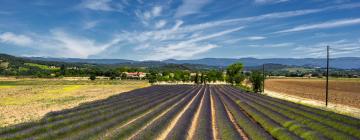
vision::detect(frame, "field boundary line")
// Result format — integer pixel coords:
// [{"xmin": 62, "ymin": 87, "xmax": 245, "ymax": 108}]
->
[
  {"xmin": 265, "ymin": 89, "xmax": 360, "ymax": 119},
  {"xmin": 156, "ymin": 86, "xmax": 204, "ymax": 140},
  {"xmin": 186, "ymin": 87, "xmax": 206, "ymax": 140}
]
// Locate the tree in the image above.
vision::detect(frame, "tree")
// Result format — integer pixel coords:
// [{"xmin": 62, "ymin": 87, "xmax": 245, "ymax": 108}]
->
[
  {"xmin": 148, "ymin": 71, "xmax": 158, "ymax": 84},
  {"xmin": 249, "ymin": 71, "xmax": 264, "ymax": 93},
  {"xmin": 194, "ymin": 72, "xmax": 199, "ymax": 84},
  {"xmin": 200, "ymin": 73, "xmax": 204, "ymax": 84},
  {"xmin": 89, "ymin": 74, "xmax": 96, "ymax": 81},
  {"xmin": 60, "ymin": 64, "xmax": 66, "ymax": 76},
  {"xmin": 226, "ymin": 63, "xmax": 244, "ymax": 85}
]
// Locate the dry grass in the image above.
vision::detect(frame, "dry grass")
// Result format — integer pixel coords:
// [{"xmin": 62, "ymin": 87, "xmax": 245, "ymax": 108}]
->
[
  {"xmin": 265, "ymin": 78, "xmax": 360, "ymax": 108},
  {"xmin": 0, "ymin": 79, "xmax": 149, "ymax": 127}
]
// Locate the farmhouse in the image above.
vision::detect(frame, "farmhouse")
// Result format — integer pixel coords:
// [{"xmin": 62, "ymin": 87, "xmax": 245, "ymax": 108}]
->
[{"xmin": 124, "ymin": 72, "xmax": 146, "ymax": 79}]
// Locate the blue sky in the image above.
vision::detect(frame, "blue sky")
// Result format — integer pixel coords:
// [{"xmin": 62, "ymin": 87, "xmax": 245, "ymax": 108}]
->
[{"xmin": 0, "ymin": 0, "xmax": 360, "ymax": 60}]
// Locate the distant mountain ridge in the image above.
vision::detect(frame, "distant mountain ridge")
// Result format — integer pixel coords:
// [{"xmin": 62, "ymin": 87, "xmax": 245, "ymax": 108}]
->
[
  {"xmin": 25, "ymin": 56, "xmax": 360, "ymax": 69},
  {"xmin": 163, "ymin": 57, "xmax": 360, "ymax": 69}
]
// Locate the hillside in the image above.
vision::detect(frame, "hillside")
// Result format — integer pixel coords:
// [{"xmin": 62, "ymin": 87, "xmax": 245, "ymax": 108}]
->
[
  {"xmin": 164, "ymin": 57, "xmax": 360, "ymax": 69},
  {"xmin": 25, "ymin": 56, "xmax": 360, "ymax": 69}
]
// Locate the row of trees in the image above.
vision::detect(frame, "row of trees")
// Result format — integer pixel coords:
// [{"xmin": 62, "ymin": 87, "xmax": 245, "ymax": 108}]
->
[
  {"xmin": 147, "ymin": 70, "xmax": 224, "ymax": 84},
  {"xmin": 147, "ymin": 62, "xmax": 265, "ymax": 93}
]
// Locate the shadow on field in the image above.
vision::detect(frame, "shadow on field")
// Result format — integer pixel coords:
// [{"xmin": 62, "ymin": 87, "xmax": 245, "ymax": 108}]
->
[{"xmin": 0, "ymin": 86, "xmax": 152, "ymax": 129}]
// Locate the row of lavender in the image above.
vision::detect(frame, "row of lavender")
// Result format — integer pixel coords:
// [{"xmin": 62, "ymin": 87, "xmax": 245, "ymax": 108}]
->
[
  {"xmin": 0, "ymin": 85, "xmax": 198, "ymax": 140},
  {"xmin": 216, "ymin": 85, "xmax": 360, "ymax": 140}
]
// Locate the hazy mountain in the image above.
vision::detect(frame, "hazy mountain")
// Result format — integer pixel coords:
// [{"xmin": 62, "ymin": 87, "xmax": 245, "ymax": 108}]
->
[
  {"xmin": 163, "ymin": 57, "xmax": 360, "ymax": 69},
  {"xmin": 26, "ymin": 57, "xmax": 136, "ymax": 64},
  {"xmin": 24, "ymin": 56, "xmax": 360, "ymax": 69}
]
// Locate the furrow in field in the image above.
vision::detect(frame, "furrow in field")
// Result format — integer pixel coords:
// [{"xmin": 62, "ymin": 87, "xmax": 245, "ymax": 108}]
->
[
  {"xmin": 96, "ymin": 86, "xmax": 196, "ymax": 140},
  {"xmin": 210, "ymin": 86, "xmax": 219, "ymax": 140},
  {"xmin": 0, "ymin": 90, "xmax": 172, "ymax": 140},
  {"xmin": 211, "ymin": 87, "xmax": 242, "ymax": 140},
  {"xmin": 225, "ymin": 86, "xmax": 360, "ymax": 139},
  {"xmin": 0, "ymin": 86, "xmax": 170, "ymax": 136},
  {"xmin": 192, "ymin": 86, "xmax": 213, "ymax": 140},
  {"xmin": 223, "ymin": 99, "xmax": 249, "ymax": 140},
  {"xmin": 155, "ymin": 85, "xmax": 204, "ymax": 140},
  {"xmin": 126, "ymin": 86, "xmax": 201, "ymax": 140},
  {"xmin": 220, "ymin": 87, "xmax": 301, "ymax": 140},
  {"xmin": 28, "ymin": 92, "xmax": 176, "ymax": 140},
  {"xmin": 186, "ymin": 87, "xmax": 206, "ymax": 140},
  {"xmin": 215, "ymin": 86, "xmax": 273, "ymax": 140},
  {"xmin": 62, "ymin": 87, "xmax": 194, "ymax": 140}
]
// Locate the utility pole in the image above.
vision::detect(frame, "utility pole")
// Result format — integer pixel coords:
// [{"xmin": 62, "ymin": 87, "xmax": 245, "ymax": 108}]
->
[
  {"xmin": 326, "ymin": 45, "xmax": 329, "ymax": 106},
  {"xmin": 263, "ymin": 64, "xmax": 265, "ymax": 94}
]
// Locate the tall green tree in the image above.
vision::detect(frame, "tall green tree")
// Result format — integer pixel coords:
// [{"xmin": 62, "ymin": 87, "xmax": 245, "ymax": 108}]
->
[
  {"xmin": 60, "ymin": 64, "xmax": 66, "ymax": 76},
  {"xmin": 194, "ymin": 72, "xmax": 199, "ymax": 84},
  {"xmin": 226, "ymin": 63, "xmax": 244, "ymax": 85},
  {"xmin": 249, "ymin": 71, "xmax": 264, "ymax": 93},
  {"xmin": 147, "ymin": 71, "xmax": 158, "ymax": 84}
]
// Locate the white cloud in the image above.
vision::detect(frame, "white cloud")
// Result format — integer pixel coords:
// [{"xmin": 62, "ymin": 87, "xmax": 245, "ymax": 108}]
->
[
  {"xmin": 224, "ymin": 36, "xmax": 267, "ymax": 44},
  {"xmin": 135, "ymin": 6, "xmax": 163, "ymax": 26},
  {"xmin": 293, "ymin": 40, "xmax": 360, "ymax": 57},
  {"xmin": 81, "ymin": 0, "xmax": 113, "ymax": 11},
  {"xmin": 121, "ymin": 26, "xmax": 243, "ymax": 60},
  {"xmin": 43, "ymin": 30, "xmax": 121, "ymax": 58},
  {"xmin": 245, "ymin": 36, "xmax": 267, "ymax": 40},
  {"xmin": 0, "ymin": 32, "xmax": 33, "ymax": 46},
  {"xmin": 249, "ymin": 42, "xmax": 294, "ymax": 48},
  {"xmin": 276, "ymin": 18, "xmax": 360, "ymax": 33},
  {"xmin": 148, "ymin": 43, "xmax": 217, "ymax": 60},
  {"xmin": 254, "ymin": 0, "xmax": 289, "ymax": 4},
  {"xmin": 80, "ymin": 0, "xmax": 123, "ymax": 12},
  {"xmin": 155, "ymin": 20, "xmax": 167, "ymax": 29},
  {"xmin": 175, "ymin": 0, "xmax": 212, "ymax": 18},
  {"xmin": 152, "ymin": 6, "xmax": 162, "ymax": 18},
  {"xmin": 83, "ymin": 20, "xmax": 100, "ymax": 29}
]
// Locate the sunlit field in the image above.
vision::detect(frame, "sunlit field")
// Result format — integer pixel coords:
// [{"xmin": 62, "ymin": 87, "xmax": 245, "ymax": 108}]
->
[
  {"xmin": 266, "ymin": 78, "xmax": 360, "ymax": 108},
  {"xmin": 0, "ymin": 78, "xmax": 149, "ymax": 127}
]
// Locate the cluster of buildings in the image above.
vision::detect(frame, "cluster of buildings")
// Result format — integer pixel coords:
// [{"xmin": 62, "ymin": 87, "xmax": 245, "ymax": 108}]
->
[{"xmin": 122, "ymin": 72, "xmax": 147, "ymax": 79}]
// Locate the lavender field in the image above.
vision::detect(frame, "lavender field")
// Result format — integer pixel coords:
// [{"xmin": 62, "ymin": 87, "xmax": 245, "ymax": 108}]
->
[{"xmin": 0, "ymin": 85, "xmax": 359, "ymax": 140}]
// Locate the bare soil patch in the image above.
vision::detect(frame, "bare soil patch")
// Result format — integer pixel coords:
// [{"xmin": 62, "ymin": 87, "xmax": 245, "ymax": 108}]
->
[{"xmin": 266, "ymin": 78, "xmax": 360, "ymax": 108}]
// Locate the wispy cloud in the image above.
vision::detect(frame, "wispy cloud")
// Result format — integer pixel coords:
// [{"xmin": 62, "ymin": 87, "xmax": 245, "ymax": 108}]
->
[
  {"xmin": 118, "ymin": 24, "xmax": 244, "ymax": 60},
  {"xmin": 155, "ymin": 20, "xmax": 167, "ymax": 29},
  {"xmin": 79, "ymin": 0, "xmax": 123, "ymax": 12},
  {"xmin": 293, "ymin": 40, "xmax": 360, "ymax": 57},
  {"xmin": 135, "ymin": 6, "xmax": 163, "ymax": 26},
  {"xmin": 254, "ymin": 0, "xmax": 289, "ymax": 5},
  {"xmin": 41, "ymin": 30, "xmax": 122, "ymax": 58},
  {"xmin": 224, "ymin": 36, "xmax": 267, "ymax": 44},
  {"xmin": 175, "ymin": 0, "xmax": 212, "ymax": 18},
  {"xmin": 0, "ymin": 30, "xmax": 122, "ymax": 58},
  {"xmin": 0, "ymin": 32, "xmax": 34, "ymax": 46},
  {"xmin": 249, "ymin": 42, "xmax": 294, "ymax": 48},
  {"xmin": 83, "ymin": 20, "xmax": 100, "ymax": 30},
  {"xmin": 276, "ymin": 18, "xmax": 360, "ymax": 33},
  {"xmin": 149, "ymin": 43, "xmax": 218, "ymax": 60}
]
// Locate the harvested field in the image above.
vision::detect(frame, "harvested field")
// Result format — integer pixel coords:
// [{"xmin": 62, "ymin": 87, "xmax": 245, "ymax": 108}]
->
[
  {"xmin": 265, "ymin": 78, "xmax": 360, "ymax": 108},
  {"xmin": 0, "ymin": 79, "xmax": 148, "ymax": 127},
  {"xmin": 0, "ymin": 85, "xmax": 359, "ymax": 140}
]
